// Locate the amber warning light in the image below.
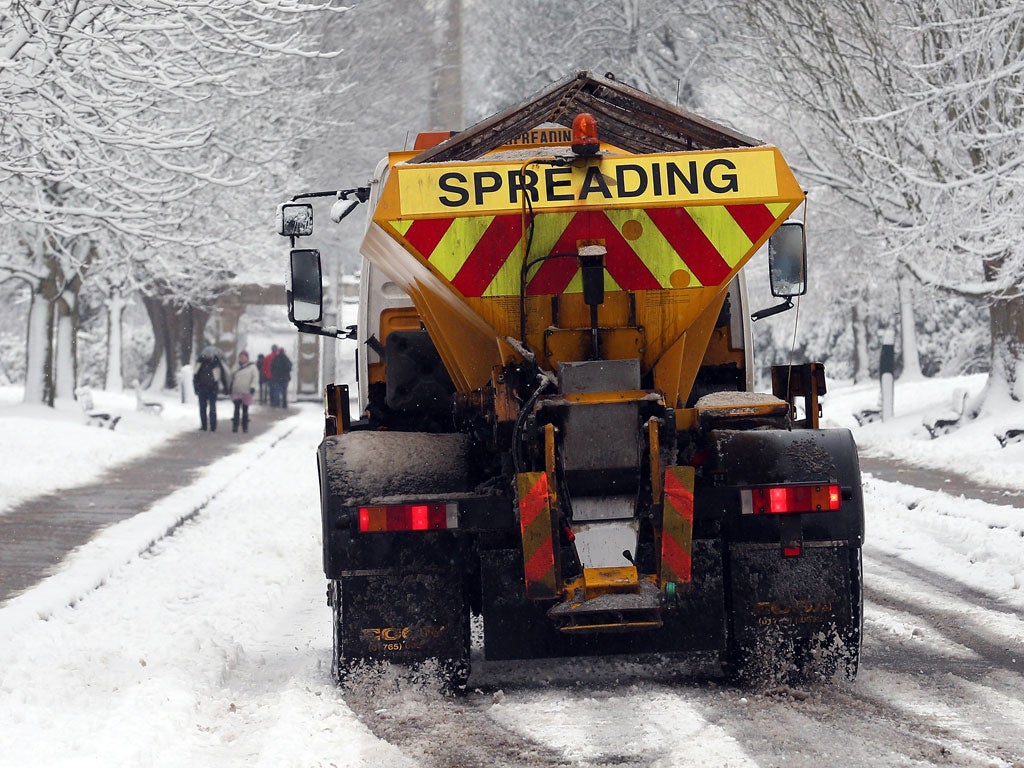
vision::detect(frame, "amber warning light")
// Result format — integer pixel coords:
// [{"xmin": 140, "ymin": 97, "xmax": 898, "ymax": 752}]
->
[{"xmin": 571, "ymin": 113, "xmax": 600, "ymax": 156}]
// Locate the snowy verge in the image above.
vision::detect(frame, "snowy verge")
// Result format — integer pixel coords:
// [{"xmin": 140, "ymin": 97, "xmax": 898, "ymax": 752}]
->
[
  {"xmin": 0, "ymin": 386, "xmax": 196, "ymax": 516},
  {"xmin": 822, "ymin": 374, "xmax": 1024, "ymax": 492},
  {"xmin": 0, "ymin": 411, "xmax": 305, "ymax": 645},
  {"xmin": 864, "ymin": 476, "xmax": 1024, "ymax": 614}
]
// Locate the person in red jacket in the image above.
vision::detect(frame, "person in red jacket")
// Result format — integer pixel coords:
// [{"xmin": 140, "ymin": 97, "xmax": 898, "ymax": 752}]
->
[{"xmin": 261, "ymin": 345, "xmax": 279, "ymax": 405}]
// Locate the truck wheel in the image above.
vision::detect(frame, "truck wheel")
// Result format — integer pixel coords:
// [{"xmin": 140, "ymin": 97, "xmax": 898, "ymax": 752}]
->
[
  {"xmin": 329, "ymin": 574, "xmax": 471, "ymax": 694},
  {"xmin": 793, "ymin": 547, "xmax": 862, "ymax": 684},
  {"xmin": 431, "ymin": 622, "xmax": 471, "ymax": 695},
  {"xmin": 329, "ymin": 579, "xmax": 350, "ymax": 684},
  {"xmin": 329, "ymin": 583, "xmax": 470, "ymax": 694},
  {"xmin": 816, "ymin": 545, "xmax": 862, "ymax": 681}
]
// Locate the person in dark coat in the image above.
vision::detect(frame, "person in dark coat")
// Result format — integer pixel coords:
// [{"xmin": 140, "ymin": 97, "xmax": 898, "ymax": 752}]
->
[
  {"xmin": 193, "ymin": 349, "xmax": 228, "ymax": 431},
  {"xmin": 270, "ymin": 348, "xmax": 292, "ymax": 409},
  {"xmin": 256, "ymin": 353, "xmax": 268, "ymax": 405}
]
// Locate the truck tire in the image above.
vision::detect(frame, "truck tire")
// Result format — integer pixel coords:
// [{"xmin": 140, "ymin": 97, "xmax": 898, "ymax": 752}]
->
[
  {"xmin": 725, "ymin": 544, "xmax": 863, "ymax": 687},
  {"xmin": 329, "ymin": 579, "xmax": 348, "ymax": 683}
]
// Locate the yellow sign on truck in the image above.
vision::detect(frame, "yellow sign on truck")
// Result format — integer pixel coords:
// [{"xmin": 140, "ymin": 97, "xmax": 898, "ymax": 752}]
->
[{"xmin": 394, "ymin": 147, "xmax": 787, "ymax": 216}]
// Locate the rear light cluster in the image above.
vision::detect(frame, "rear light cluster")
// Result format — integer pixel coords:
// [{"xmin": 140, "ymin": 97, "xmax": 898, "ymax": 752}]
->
[
  {"xmin": 358, "ymin": 503, "xmax": 458, "ymax": 533},
  {"xmin": 741, "ymin": 484, "xmax": 841, "ymax": 515}
]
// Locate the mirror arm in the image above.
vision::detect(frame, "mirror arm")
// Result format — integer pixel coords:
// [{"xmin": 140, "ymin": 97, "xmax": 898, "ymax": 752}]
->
[
  {"xmin": 290, "ymin": 186, "xmax": 370, "ymax": 203},
  {"xmin": 750, "ymin": 298, "xmax": 794, "ymax": 322},
  {"xmin": 295, "ymin": 321, "xmax": 346, "ymax": 338}
]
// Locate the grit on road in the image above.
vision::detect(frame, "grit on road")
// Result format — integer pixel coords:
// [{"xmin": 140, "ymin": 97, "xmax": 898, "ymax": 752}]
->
[{"xmin": 1, "ymin": 407, "xmax": 1023, "ymax": 768}]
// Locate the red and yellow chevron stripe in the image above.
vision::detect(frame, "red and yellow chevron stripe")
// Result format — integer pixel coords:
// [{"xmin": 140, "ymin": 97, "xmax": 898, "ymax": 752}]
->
[
  {"xmin": 517, "ymin": 471, "xmax": 559, "ymax": 599},
  {"xmin": 389, "ymin": 201, "xmax": 790, "ymax": 299},
  {"xmin": 660, "ymin": 465, "xmax": 695, "ymax": 586}
]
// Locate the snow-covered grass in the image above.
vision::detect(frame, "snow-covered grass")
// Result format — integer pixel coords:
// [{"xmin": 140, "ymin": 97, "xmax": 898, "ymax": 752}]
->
[{"xmin": 0, "ymin": 386, "xmax": 197, "ymax": 516}]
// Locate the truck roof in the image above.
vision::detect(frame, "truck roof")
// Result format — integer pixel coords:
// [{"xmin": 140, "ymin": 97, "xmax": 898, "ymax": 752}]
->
[{"xmin": 411, "ymin": 71, "xmax": 762, "ymax": 164}]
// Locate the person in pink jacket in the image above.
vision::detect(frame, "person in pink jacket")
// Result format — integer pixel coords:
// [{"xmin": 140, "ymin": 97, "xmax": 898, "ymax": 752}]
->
[{"xmin": 229, "ymin": 351, "xmax": 260, "ymax": 433}]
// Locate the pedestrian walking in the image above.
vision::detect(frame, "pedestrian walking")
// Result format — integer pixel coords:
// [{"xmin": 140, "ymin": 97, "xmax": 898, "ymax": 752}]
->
[
  {"xmin": 270, "ymin": 348, "xmax": 292, "ymax": 409},
  {"xmin": 256, "ymin": 353, "xmax": 269, "ymax": 405},
  {"xmin": 229, "ymin": 351, "xmax": 259, "ymax": 433},
  {"xmin": 193, "ymin": 348, "xmax": 228, "ymax": 432},
  {"xmin": 262, "ymin": 345, "xmax": 280, "ymax": 406}
]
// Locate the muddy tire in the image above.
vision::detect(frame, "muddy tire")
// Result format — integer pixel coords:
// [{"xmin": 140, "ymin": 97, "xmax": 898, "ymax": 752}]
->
[{"xmin": 329, "ymin": 579, "xmax": 350, "ymax": 684}]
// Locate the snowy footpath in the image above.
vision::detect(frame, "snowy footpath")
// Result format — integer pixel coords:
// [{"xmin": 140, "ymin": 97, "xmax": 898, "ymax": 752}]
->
[
  {"xmin": 1, "ymin": 410, "xmax": 406, "ymax": 767},
  {"xmin": 0, "ymin": 376, "xmax": 1023, "ymax": 767}
]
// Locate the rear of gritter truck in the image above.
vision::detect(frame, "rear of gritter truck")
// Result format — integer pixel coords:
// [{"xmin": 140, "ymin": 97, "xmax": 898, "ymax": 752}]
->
[{"xmin": 279, "ymin": 72, "xmax": 864, "ymax": 691}]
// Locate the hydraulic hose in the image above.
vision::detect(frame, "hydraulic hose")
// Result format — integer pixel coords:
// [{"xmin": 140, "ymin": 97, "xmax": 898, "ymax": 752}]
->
[{"xmin": 512, "ymin": 373, "xmax": 554, "ymax": 475}]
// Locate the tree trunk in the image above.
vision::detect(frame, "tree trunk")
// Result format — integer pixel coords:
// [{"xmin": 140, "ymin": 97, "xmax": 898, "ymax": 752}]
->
[
  {"xmin": 23, "ymin": 287, "xmax": 54, "ymax": 405},
  {"xmin": 142, "ymin": 295, "xmax": 209, "ymax": 390},
  {"xmin": 54, "ymin": 301, "xmax": 75, "ymax": 400},
  {"xmin": 974, "ymin": 248, "xmax": 1024, "ymax": 409},
  {"xmin": 142, "ymin": 295, "xmax": 169, "ymax": 389},
  {"xmin": 23, "ymin": 254, "xmax": 63, "ymax": 406},
  {"xmin": 987, "ymin": 293, "xmax": 1024, "ymax": 403},
  {"xmin": 429, "ymin": 0, "xmax": 462, "ymax": 130},
  {"xmin": 104, "ymin": 293, "xmax": 127, "ymax": 392},
  {"xmin": 897, "ymin": 271, "xmax": 922, "ymax": 381},
  {"xmin": 852, "ymin": 301, "xmax": 869, "ymax": 383},
  {"xmin": 53, "ymin": 271, "xmax": 83, "ymax": 400}
]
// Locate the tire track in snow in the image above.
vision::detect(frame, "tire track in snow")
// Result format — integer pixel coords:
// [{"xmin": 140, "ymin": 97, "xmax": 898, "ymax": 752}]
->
[{"xmin": 342, "ymin": 679, "xmax": 580, "ymax": 768}]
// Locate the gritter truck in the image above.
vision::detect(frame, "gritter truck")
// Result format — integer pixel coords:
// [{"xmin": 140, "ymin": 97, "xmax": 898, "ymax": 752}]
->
[{"xmin": 279, "ymin": 72, "xmax": 864, "ymax": 689}]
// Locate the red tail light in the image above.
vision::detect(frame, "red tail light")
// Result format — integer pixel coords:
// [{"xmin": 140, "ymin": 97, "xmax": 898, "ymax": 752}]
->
[
  {"xmin": 741, "ymin": 484, "xmax": 841, "ymax": 515},
  {"xmin": 571, "ymin": 113, "xmax": 600, "ymax": 156},
  {"xmin": 358, "ymin": 503, "xmax": 458, "ymax": 533}
]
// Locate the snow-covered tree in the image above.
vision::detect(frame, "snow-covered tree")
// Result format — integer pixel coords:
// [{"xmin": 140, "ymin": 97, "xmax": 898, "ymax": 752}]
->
[
  {"xmin": 0, "ymin": 0, "xmax": 342, "ymax": 403},
  {"xmin": 463, "ymin": 0, "xmax": 711, "ymax": 119},
  {"xmin": 713, "ymin": 0, "xmax": 1024, "ymax": 406}
]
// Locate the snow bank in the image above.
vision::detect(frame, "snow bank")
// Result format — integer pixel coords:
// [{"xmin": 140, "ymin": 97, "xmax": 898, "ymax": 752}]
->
[{"xmin": 822, "ymin": 373, "xmax": 1024, "ymax": 491}]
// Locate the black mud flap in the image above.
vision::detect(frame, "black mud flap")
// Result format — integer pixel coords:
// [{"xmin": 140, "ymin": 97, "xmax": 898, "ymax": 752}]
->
[
  {"xmin": 727, "ymin": 543, "xmax": 862, "ymax": 685},
  {"xmin": 332, "ymin": 569, "xmax": 470, "ymax": 692}
]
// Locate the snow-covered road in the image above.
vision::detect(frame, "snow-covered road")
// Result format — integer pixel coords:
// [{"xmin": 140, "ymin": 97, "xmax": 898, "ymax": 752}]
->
[{"xmin": 1, "ymin": 409, "xmax": 1023, "ymax": 768}]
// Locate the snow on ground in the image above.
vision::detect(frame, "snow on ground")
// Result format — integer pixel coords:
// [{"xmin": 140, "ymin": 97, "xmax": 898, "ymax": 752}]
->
[
  {"xmin": 0, "ymin": 374, "xmax": 1022, "ymax": 767},
  {"xmin": 0, "ymin": 406, "xmax": 403, "ymax": 768}
]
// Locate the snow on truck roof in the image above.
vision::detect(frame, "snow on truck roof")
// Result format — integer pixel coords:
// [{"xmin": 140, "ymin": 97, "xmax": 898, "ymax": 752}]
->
[{"xmin": 410, "ymin": 71, "xmax": 762, "ymax": 165}]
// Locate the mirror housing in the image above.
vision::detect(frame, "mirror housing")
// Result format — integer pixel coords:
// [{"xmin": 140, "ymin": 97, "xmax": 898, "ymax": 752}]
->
[
  {"xmin": 288, "ymin": 249, "xmax": 323, "ymax": 324},
  {"xmin": 279, "ymin": 202, "xmax": 313, "ymax": 237},
  {"xmin": 768, "ymin": 220, "xmax": 807, "ymax": 298}
]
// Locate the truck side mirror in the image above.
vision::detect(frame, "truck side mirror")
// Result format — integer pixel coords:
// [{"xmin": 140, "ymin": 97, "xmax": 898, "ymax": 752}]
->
[
  {"xmin": 288, "ymin": 248, "xmax": 323, "ymax": 324},
  {"xmin": 279, "ymin": 202, "xmax": 314, "ymax": 237},
  {"xmin": 768, "ymin": 221, "xmax": 807, "ymax": 298}
]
